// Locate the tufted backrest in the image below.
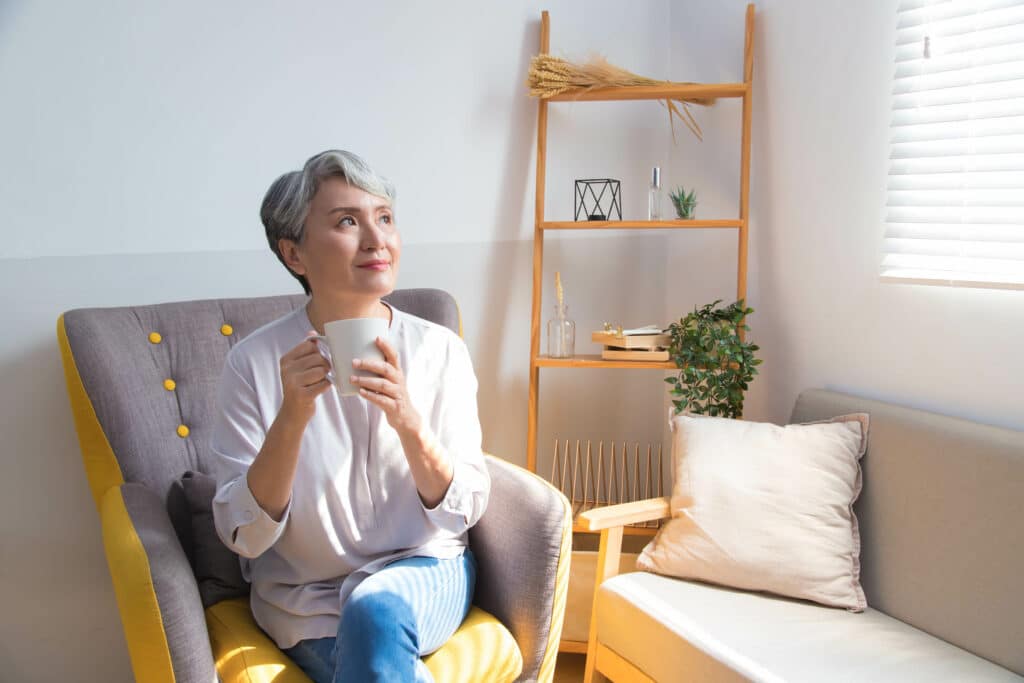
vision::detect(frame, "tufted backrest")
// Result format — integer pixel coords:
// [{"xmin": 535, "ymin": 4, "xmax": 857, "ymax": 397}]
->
[{"xmin": 59, "ymin": 289, "xmax": 460, "ymax": 509}]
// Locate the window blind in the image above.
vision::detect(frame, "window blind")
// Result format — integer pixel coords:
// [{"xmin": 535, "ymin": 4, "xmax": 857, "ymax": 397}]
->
[{"xmin": 883, "ymin": 0, "xmax": 1024, "ymax": 289}]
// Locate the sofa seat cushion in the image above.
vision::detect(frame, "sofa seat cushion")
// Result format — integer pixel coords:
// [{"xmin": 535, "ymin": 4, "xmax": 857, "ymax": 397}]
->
[
  {"xmin": 207, "ymin": 597, "xmax": 522, "ymax": 683},
  {"xmin": 597, "ymin": 572, "xmax": 1023, "ymax": 683}
]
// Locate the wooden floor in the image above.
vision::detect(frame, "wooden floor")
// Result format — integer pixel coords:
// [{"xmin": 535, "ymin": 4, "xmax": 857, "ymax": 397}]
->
[{"xmin": 553, "ymin": 652, "xmax": 587, "ymax": 683}]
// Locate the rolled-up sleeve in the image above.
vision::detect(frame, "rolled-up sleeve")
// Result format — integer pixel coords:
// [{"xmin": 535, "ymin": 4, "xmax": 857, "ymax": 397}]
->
[
  {"xmin": 209, "ymin": 352, "xmax": 290, "ymax": 559},
  {"xmin": 421, "ymin": 336, "xmax": 490, "ymax": 534}
]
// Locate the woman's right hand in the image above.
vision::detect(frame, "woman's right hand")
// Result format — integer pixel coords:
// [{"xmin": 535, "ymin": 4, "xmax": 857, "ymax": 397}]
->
[
  {"xmin": 279, "ymin": 332, "xmax": 333, "ymax": 421},
  {"xmin": 247, "ymin": 332, "xmax": 330, "ymax": 521}
]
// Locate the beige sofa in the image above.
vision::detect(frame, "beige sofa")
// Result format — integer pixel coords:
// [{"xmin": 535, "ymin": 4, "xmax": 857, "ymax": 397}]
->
[{"xmin": 578, "ymin": 389, "xmax": 1024, "ymax": 682}]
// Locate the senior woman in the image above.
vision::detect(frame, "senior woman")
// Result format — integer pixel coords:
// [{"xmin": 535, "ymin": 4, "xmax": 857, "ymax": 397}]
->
[{"xmin": 209, "ymin": 150, "xmax": 489, "ymax": 683}]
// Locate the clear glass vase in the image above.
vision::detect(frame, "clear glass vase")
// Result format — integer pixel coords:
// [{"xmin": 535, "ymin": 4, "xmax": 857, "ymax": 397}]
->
[{"xmin": 547, "ymin": 304, "xmax": 576, "ymax": 358}]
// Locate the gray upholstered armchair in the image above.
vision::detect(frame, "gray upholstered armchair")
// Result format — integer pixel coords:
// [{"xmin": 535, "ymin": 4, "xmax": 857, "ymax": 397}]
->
[{"xmin": 58, "ymin": 289, "xmax": 571, "ymax": 683}]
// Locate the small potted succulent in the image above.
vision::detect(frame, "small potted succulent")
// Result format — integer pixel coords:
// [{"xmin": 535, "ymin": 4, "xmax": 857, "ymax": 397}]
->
[
  {"xmin": 669, "ymin": 186, "xmax": 697, "ymax": 219},
  {"xmin": 665, "ymin": 299, "xmax": 761, "ymax": 418}
]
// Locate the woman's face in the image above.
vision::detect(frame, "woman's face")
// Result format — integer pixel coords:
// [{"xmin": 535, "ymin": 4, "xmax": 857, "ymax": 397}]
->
[{"xmin": 285, "ymin": 176, "xmax": 400, "ymax": 300}]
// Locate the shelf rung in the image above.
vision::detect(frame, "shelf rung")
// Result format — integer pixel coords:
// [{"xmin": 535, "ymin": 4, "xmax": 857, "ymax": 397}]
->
[
  {"xmin": 534, "ymin": 354, "xmax": 676, "ymax": 370},
  {"xmin": 546, "ymin": 82, "xmax": 748, "ymax": 102},
  {"xmin": 571, "ymin": 522, "xmax": 659, "ymax": 537},
  {"xmin": 559, "ymin": 639, "xmax": 589, "ymax": 654},
  {"xmin": 541, "ymin": 219, "xmax": 741, "ymax": 230}
]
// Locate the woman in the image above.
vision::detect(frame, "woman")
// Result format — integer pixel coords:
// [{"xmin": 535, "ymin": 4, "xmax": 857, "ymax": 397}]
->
[{"xmin": 210, "ymin": 150, "xmax": 489, "ymax": 682}]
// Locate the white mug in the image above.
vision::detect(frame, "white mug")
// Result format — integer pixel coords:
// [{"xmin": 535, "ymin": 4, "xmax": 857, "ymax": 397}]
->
[{"xmin": 313, "ymin": 317, "xmax": 389, "ymax": 397}]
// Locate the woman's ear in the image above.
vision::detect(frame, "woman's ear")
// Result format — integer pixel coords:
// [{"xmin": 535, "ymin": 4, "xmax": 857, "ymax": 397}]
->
[{"xmin": 278, "ymin": 238, "xmax": 306, "ymax": 276}]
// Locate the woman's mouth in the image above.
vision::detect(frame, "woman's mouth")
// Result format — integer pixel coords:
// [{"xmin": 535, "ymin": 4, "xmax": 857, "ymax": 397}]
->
[{"xmin": 357, "ymin": 261, "xmax": 390, "ymax": 271}]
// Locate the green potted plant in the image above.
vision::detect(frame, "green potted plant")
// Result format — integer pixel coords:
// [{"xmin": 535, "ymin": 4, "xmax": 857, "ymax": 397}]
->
[
  {"xmin": 665, "ymin": 299, "xmax": 761, "ymax": 417},
  {"xmin": 669, "ymin": 186, "xmax": 697, "ymax": 219}
]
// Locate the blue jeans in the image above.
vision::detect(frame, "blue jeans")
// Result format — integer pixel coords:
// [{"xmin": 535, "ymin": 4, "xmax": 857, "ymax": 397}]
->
[{"xmin": 284, "ymin": 551, "xmax": 477, "ymax": 683}]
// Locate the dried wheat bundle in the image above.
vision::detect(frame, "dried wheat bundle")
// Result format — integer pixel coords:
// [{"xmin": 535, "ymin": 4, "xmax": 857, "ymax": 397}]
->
[{"xmin": 526, "ymin": 54, "xmax": 711, "ymax": 141}]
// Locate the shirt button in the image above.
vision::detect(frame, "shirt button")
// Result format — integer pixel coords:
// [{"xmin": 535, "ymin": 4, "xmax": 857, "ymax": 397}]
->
[
  {"xmin": 149, "ymin": 332, "xmax": 162, "ymax": 344},
  {"xmin": 220, "ymin": 324, "xmax": 233, "ymax": 336},
  {"xmin": 176, "ymin": 425, "xmax": 189, "ymax": 438},
  {"xmin": 244, "ymin": 510, "xmax": 255, "ymax": 522},
  {"xmin": 163, "ymin": 379, "xmax": 176, "ymax": 391}
]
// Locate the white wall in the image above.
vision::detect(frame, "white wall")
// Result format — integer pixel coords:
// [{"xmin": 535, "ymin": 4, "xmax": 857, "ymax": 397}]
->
[
  {"xmin": 662, "ymin": 0, "xmax": 1024, "ymax": 434},
  {"xmin": 0, "ymin": 1, "xmax": 676, "ymax": 681},
  {"xmin": 736, "ymin": 0, "xmax": 1024, "ymax": 432}
]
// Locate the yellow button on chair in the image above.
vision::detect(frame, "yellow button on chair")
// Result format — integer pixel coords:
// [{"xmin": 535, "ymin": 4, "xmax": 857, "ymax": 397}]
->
[{"xmin": 58, "ymin": 289, "xmax": 571, "ymax": 683}]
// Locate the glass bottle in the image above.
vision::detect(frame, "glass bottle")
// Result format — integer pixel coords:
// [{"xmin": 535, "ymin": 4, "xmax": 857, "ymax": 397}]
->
[
  {"xmin": 648, "ymin": 166, "xmax": 662, "ymax": 220},
  {"xmin": 547, "ymin": 303, "xmax": 576, "ymax": 358}
]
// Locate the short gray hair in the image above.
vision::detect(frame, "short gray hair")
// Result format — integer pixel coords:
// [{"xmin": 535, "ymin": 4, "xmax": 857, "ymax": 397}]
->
[{"xmin": 261, "ymin": 150, "xmax": 396, "ymax": 295}]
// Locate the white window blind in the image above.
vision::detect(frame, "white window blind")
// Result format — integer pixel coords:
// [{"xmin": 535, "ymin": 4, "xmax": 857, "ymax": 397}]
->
[{"xmin": 883, "ymin": 0, "xmax": 1024, "ymax": 289}]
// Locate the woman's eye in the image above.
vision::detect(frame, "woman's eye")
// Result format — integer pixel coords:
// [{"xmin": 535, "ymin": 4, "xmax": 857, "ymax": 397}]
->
[
  {"xmin": 380, "ymin": 214, "xmax": 393, "ymax": 225},
  {"xmin": 338, "ymin": 216, "xmax": 356, "ymax": 227}
]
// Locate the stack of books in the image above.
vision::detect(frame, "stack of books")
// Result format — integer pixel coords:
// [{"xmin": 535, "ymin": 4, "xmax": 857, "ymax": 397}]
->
[{"xmin": 592, "ymin": 325, "xmax": 671, "ymax": 361}]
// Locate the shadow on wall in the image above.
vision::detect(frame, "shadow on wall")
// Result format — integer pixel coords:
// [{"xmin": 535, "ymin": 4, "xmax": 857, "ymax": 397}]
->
[
  {"xmin": 473, "ymin": 17, "xmax": 537, "ymax": 466},
  {"xmin": 0, "ymin": 1, "xmax": 27, "ymax": 42},
  {"xmin": 0, "ymin": 326, "xmax": 130, "ymax": 682},
  {"xmin": 0, "ymin": 335, "xmax": 100, "ymax": 547},
  {"xmin": 743, "ymin": 8, "xmax": 797, "ymax": 426}
]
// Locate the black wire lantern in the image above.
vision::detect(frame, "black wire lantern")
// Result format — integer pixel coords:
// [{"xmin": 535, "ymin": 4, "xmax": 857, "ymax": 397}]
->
[{"xmin": 574, "ymin": 178, "xmax": 622, "ymax": 221}]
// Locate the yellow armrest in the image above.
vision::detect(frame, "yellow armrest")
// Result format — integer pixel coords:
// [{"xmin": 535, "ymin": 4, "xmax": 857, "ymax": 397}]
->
[
  {"xmin": 100, "ymin": 485, "xmax": 176, "ymax": 683},
  {"xmin": 576, "ymin": 497, "xmax": 671, "ymax": 532}
]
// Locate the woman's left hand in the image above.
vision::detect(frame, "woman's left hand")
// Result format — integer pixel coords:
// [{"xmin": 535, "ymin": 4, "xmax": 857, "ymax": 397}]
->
[{"xmin": 351, "ymin": 336, "xmax": 423, "ymax": 437}]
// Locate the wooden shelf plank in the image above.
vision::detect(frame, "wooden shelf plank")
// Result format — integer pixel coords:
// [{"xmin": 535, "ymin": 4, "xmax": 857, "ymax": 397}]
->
[
  {"xmin": 534, "ymin": 354, "xmax": 676, "ymax": 370},
  {"xmin": 540, "ymin": 219, "xmax": 741, "ymax": 230},
  {"xmin": 572, "ymin": 522, "xmax": 659, "ymax": 537},
  {"xmin": 546, "ymin": 82, "xmax": 748, "ymax": 102}
]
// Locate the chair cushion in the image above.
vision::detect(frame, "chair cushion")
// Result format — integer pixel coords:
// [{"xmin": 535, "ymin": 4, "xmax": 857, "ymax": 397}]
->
[
  {"xmin": 423, "ymin": 605, "xmax": 523, "ymax": 682},
  {"xmin": 181, "ymin": 471, "xmax": 249, "ymax": 608},
  {"xmin": 207, "ymin": 597, "xmax": 522, "ymax": 683},
  {"xmin": 206, "ymin": 597, "xmax": 312, "ymax": 683},
  {"xmin": 597, "ymin": 572, "xmax": 1022, "ymax": 683}
]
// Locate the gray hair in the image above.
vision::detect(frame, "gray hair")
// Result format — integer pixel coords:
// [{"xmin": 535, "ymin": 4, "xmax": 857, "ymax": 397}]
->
[{"xmin": 261, "ymin": 150, "xmax": 396, "ymax": 295}]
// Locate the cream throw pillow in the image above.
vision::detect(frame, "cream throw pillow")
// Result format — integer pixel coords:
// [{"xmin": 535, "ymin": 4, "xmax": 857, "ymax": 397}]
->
[{"xmin": 637, "ymin": 413, "xmax": 869, "ymax": 611}]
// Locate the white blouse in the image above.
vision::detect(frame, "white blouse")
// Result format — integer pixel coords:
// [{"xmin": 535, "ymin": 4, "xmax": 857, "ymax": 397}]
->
[{"xmin": 209, "ymin": 302, "xmax": 489, "ymax": 649}]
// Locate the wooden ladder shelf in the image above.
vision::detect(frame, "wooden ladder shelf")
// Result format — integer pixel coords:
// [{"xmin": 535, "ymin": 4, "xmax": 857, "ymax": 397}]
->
[{"xmin": 524, "ymin": 4, "xmax": 756, "ymax": 654}]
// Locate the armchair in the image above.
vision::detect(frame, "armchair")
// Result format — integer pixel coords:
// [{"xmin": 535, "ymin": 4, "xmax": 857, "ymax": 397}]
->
[{"xmin": 58, "ymin": 289, "xmax": 572, "ymax": 683}]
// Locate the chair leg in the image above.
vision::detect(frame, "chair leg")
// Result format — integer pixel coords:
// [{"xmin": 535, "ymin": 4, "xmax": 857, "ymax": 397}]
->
[{"xmin": 583, "ymin": 526, "xmax": 623, "ymax": 683}]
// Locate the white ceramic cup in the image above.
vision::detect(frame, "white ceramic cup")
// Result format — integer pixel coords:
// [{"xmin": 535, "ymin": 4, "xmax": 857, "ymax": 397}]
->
[{"xmin": 312, "ymin": 317, "xmax": 389, "ymax": 397}]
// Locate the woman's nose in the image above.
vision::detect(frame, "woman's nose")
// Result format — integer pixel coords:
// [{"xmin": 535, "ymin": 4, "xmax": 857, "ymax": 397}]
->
[{"xmin": 361, "ymin": 223, "xmax": 387, "ymax": 249}]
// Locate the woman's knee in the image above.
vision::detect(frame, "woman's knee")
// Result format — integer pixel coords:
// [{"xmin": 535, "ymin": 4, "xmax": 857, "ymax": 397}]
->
[
  {"xmin": 338, "ymin": 590, "xmax": 421, "ymax": 677},
  {"xmin": 340, "ymin": 589, "xmax": 416, "ymax": 640}
]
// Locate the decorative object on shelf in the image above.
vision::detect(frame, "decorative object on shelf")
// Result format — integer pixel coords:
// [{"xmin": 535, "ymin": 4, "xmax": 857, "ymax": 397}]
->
[
  {"xmin": 602, "ymin": 348, "xmax": 669, "ymax": 362},
  {"xmin": 669, "ymin": 185, "xmax": 698, "ymax": 219},
  {"xmin": 574, "ymin": 178, "xmax": 622, "ymax": 221},
  {"xmin": 593, "ymin": 323, "xmax": 670, "ymax": 361},
  {"xmin": 547, "ymin": 271, "xmax": 576, "ymax": 358},
  {"xmin": 665, "ymin": 300, "xmax": 761, "ymax": 417},
  {"xmin": 526, "ymin": 54, "xmax": 714, "ymax": 141},
  {"xmin": 648, "ymin": 167, "xmax": 663, "ymax": 220},
  {"xmin": 550, "ymin": 438, "xmax": 666, "ymax": 526}
]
